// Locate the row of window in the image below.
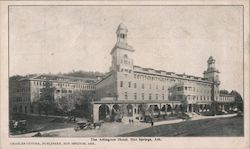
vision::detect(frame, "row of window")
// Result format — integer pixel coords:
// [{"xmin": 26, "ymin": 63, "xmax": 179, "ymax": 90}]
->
[
  {"xmin": 219, "ymin": 97, "xmax": 234, "ymax": 101},
  {"xmin": 133, "ymin": 74, "xmax": 211, "ymax": 87},
  {"xmin": 121, "ymin": 69, "xmax": 132, "ymax": 73},
  {"xmin": 118, "ymin": 33, "xmax": 126, "ymax": 39},
  {"xmin": 120, "ymin": 81, "xmax": 165, "ymax": 90},
  {"xmin": 12, "ymin": 105, "xmax": 30, "ymax": 113},
  {"xmin": 33, "ymin": 81, "xmax": 95, "ymax": 90},
  {"xmin": 186, "ymin": 95, "xmax": 211, "ymax": 101},
  {"xmin": 56, "ymin": 89, "xmax": 73, "ymax": 94},
  {"xmin": 15, "ymin": 97, "xmax": 30, "ymax": 102},
  {"xmin": 134, "ymin": 74, "xmax": 175, "ymax": 82},
  {"xmin": 33, "ymin": 81, "xmax": 47, "ymax": 86},
  {"xmin": 124, "ymin": 92, "xmax": 165, "ymax": 100},
  {"xmin": 177, "ymin": 86, "xmax": 210, "ymax": 94},
  {"xmin": 121, "ymin": 59, "xmax": 132, "ymax": 65}
]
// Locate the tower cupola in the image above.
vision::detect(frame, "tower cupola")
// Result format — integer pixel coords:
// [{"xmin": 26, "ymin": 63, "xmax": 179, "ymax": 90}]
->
[
  {"xmin": 203, "ymin": 56, "xmax": 220, "ymax": 83},
  {"xmin": 116, "ymin": 23, "xmax": 128, "ymax": 45},
  {"xmin": 207, "ymin": 56, "xmax": 216, "ymax": 71}
]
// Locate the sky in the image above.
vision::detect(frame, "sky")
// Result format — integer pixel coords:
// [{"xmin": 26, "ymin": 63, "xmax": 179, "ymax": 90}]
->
[{"xmin": 9, "ymin": 6, "xmax": 243, "ymax": 95}]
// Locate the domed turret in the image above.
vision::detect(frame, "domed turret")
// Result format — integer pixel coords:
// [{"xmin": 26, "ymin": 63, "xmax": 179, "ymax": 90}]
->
[
  {"xmin": 116, "ymin": 23, "xmax": 128, "ymax": 44},
  {"xmin": 117, "ymin": 23, "xmax": 128, "ymax": 31},
  {"xmin": 207, "ymin": 56, "xmax": 216, "ymax": 71}
]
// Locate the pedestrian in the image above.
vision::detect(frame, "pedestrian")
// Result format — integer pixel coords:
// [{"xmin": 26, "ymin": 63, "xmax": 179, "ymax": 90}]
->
[
  {"xmin": 151, "ymin": 120, "xmax": 154, "ymax": 127},
  {"xmin": 132, "ymin": 119, "xmax": 134, "ymax": 124},
  {"xmin": 129, "ymin": 119, "xmax": 131, "ymax": 125}
]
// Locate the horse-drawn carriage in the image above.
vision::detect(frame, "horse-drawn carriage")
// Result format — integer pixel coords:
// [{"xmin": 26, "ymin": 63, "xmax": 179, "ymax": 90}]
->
[
  {"xmin": 10, "ymin": 120, "xmax": 27, "ymax": 133},
  {"xmin": 74, "ymin": 120, "xmax": 104, "ymax": 131}
]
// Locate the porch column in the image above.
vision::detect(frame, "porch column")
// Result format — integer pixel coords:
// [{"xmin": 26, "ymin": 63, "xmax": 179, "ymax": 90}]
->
[
  {"xmin": 108, "ymin": 104, "xmax": 113, "ymax": 117},
  {"xmin": 165, "ymin": 104, "xmax": 168, "ymax": 116},
  {"xmin": 222, "ymin": 104, "xmax": 225, "ymax": 111},
  {"xmin": 93, "ymin": 104, "xmax": 100, "ymax": 123}
]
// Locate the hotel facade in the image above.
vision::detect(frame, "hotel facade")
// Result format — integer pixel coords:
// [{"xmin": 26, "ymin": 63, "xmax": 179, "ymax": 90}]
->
[{"xmin": 9, "ymin": 23, "xmax": 236, "ymax": 122}]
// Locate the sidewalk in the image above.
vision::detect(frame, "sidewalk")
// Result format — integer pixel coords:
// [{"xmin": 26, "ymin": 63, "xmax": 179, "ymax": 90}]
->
[{"xmin": 153, "ymin": 113, "xmax": 237, "ymax": 126}]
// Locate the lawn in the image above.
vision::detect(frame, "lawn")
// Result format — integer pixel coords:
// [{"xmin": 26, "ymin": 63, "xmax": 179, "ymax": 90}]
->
[{"xmin": 119, "ymin": 116, "xmax": 244, "ymax": 137}]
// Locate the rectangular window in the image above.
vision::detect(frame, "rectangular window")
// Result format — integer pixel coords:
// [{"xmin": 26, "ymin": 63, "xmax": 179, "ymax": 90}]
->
[
  {"xmin": 162, "ymin": 94, "xmax": 164, "ymax": 100},
  {"xmin": 128, "ymin": 82, "xmax": 131, "ymax": 88},
  {"xmin": 125, "ymin": 92, "xmax": 128, "ymax": 99},
  {"xmin": 134, "ymin": 93, "xmax": 137, "ymax": 100},
  {"xmin": 62, "ymin": 89, "xmax": 67, "ymax": 93},
  {"xmin": 120, "ymin": 81, "xmax": 123, "ymax": 87},
  {"xmin": 134, "ymin": 83, "xmax": 136, "ymax": 88},
  {"xmin": 156, "ymin": 94, "xmax": 158, "ymax": 100},
  {"xmin": 142, "ymin": 84, "xmax": 144, "ymax": 89},
  {"xmin": 142, "ymin": 93, "xmax": 144, "ymax": 100},
  {"xmin": 149, "ymin": 93, "xmax": 152, "ymax": 100}
]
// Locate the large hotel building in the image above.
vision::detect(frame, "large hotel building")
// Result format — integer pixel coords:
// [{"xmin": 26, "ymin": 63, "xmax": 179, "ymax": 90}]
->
[{"xmin": 10, "ymin": 23, "xmax": 236, "ymax": 122}]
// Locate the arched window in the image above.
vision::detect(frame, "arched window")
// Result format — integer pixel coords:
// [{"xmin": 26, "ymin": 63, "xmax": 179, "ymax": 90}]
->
[
  {"xmin": 19, "ymin": 105, "xmax": 22, "ymax": 113},
  {"xmin": 124, "ymin": 54, "xmax": 128, "ymax": 58},
  {"xmin": 25, "ymin": 106, "xmax": 27, "ymax": 113}
]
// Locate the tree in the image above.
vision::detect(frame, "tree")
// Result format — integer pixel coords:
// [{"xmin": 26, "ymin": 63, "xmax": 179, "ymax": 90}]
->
[
  {"xmin": 211, "ymin": 101, "xmax": 219, "ymax": 115},
  {"xmin": 230, "ymin": 90, "xmax": 243, "ymax": 111},
  {"xmin": 62, "ymin": 70, "xmax": 104, "ymax": 79},
  {"xmin": 72, "ymin": 90, "xmax": 95, "ymax": 119},
  {"xmin": 39, "ymin": 81, "xmax": 56, "ymax": 116},
  {"xmin": 55, "ymin": 90, "xmax": 95, "ymax": 120},
  {"xmin": 181, "ymin": 99, "xmax": 188, "ymax": 114},
  {"xmin": 56, "ymin": 95, "xmax": 76, "ymax": 117},
  {"xmin": 220, "ymin": 89, "xmax": 229, "ymax": 94}
]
